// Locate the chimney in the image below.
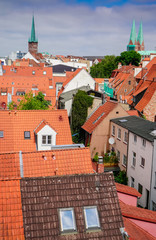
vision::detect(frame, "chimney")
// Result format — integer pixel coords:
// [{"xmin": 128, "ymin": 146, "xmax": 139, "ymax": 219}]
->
[
  {"xmin": 97, "ymin": 156, "xmax": 104, "ymax": 173},
  {"xmin": 118, "ymin": 62, "xmax": 122, "ymax": 69},
  {"xmin": 95, "ymin": 82, "xmax": 99, "ymax": 91}
]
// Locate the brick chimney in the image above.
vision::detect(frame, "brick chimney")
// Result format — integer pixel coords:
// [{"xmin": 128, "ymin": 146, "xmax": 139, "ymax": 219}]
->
[{"xmin": 97, "ymin": 156, "xmax": 104, "ymax": 173}]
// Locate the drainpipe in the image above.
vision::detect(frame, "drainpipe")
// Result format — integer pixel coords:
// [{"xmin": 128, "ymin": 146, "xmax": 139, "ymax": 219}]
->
[{"xmin": 19, "ymin": 151, "xmax": 24, "ymax": 178}]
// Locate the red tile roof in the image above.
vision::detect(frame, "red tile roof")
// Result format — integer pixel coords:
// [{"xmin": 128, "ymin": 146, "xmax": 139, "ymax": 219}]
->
[
  {"xmin": 120, "ymin": 201, "xmax": 156, "ymax": 223},
  {"xmin": 135, "ymin": 82, "xmax": 156, "ymax": 112},
  {"xmin": 0, "ymin": 148, "xmax": 93, "ymax": 179},
  {"xmin": 0, "ymin": 180, "xmax": 24, "ymax": 240},
  {"xmin": 115, "ymin": 183, "xmax": 141, "ymax": 198},
  {"xmin": 0, "ymin": 110, "xmax": 72, "ymax": 153},
  {"xmin": 94, "ymin": 78, "xmax": 104, "ymax": 84},
  {"xmin": 127, "ymin": 110, "xmax": 139, "ymax": 117},
  {"xmin": 133, "ymin": 81, "xmax": 150, "ymax": 97},
  {"xmin": 123, "ymin": 217, "xmax": 155, "ymax": 240},
  {"xmin": 82, "ymin": 101, "xmax": 118, "ymax": 134}
]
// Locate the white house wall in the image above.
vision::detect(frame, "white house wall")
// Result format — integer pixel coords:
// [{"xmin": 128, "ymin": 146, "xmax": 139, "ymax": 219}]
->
[
  {"xmin": 127, "ymin": 132, "xmax": 153, "ymax": 208},
  {"xmin": 37, "ymin": 125, "xmax": 57, "ymax": 151},
  {"xmin": 150, "ymin": 139, "xmax": 156, "ymax": 210},
  {"xmin": 65, "ymin": 99, "xmax": 73, "ymax": 116},
  {"xmin": 63, "ymin": 69, "xmax": 95, "ymax": 93}
]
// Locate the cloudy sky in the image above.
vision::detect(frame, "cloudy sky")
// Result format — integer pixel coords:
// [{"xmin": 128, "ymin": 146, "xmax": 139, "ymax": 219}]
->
[{"xmin": 0, "ymin": 0, "xmax": 156, "ymax": 57}]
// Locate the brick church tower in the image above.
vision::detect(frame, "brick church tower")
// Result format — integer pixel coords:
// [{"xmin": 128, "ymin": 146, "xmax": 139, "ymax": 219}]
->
[
  {"xmin": 127, "ymin": 20, "xmax": 144, "ymax": 52},
  {"xmin": 28, "ymin": 16, "xmax": 38, "ymax": 54}
]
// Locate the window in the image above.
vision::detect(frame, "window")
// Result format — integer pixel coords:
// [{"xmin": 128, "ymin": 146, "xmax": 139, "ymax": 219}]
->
[
  {"xmin": 134, "ymin": 134, "xmax": 137, "ymax": 143},
  {"xmin": 138, "ymin": 183, "xmax": 143, "ymax": 194},
  {"xmin": 131, "ymin": 177, "xmax": 135, "ymax": 188},
  {"xmin": 112, "ymin": 125, "xmax": 115, "ymax": 136},
  {"xmin": 142, "ymin": 139, "xmax": 146, "ymax": 147},
  {"xmin": 43, "ymin": 71, "xmax": 47, "ymax": 75},
  {"xmin": 155, "ymin": 172, "xmax": 156, "ymax": 188},
  {"xmin": 117, "ymin": 150, "xmax": 120, "ymax": 162},
  {"xmin": 153, "ymin": 201, "xmax": 156, "ymax": 211},
  {"xmin": 132, "ymin": 152, "xmax": 136, "ymax": 167},
  {"xmin": 140, "ymin": 157, "xmax": 145, "ymax": 168},
  {"xmin": 84, "ymin": 206, "xmax": 100, "ymax": 229},
  {"xmin": 0, "ymin": 131, "xmax": 4, "ymax": 138},
  {"xmin": 128, "ymin": 80, "xmax": 131, "ymax": 85},
  {"xmin": 123, "ymin": 154, "xmax": 127, "ymax": 167},
  {"xmin": 124, "ymin": 132, "xmax": 128, "ymax": 144},
  {"xmin": 117, "ymin": 128, "xmax": 121, "ymax": 140},
  {"xmin": 42, "ymin": 135, "xmax": 52, "ymax": 145},
  {"xmin": 32, "ymin": 71, "xmax": 35, "ymax": 75},
  {"xmin": 24, "ymin": 131, "xmax": 30, "ymax": 139},
  {"xmin": 59, "ymin": 208, "xmax": 76, "ymax": 232}
]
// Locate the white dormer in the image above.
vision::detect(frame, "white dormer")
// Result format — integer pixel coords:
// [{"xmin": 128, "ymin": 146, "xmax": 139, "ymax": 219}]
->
[{"xmin": 34, "ymin": 120, "xmax": 57, "ymax": 151}]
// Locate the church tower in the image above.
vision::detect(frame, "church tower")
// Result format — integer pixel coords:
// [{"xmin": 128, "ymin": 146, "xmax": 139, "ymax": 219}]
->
[
  {"xmin": 127, "ymin": 20, "xmax": 137, "ymax": 51},
  {"xmin": 28, "ymin": 15, "xmax": 38, "ymax": 55},
  {"xmin": 136, "ymin": 22, "xmax": 144, "ymax": 51}
]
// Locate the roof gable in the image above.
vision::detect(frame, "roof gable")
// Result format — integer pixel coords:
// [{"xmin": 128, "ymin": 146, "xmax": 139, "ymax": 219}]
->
[{"xmin": 34, "ymin": 120, "xmax": 57, "ymax": 134}]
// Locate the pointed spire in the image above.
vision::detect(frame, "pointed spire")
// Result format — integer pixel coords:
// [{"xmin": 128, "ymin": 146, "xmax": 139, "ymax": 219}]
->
[
  {"xmin": 29, "ymin": 15, "xmax": 38, "ymax": 43},
  {"xmin": 137, "ymin": 21, "xmax": 144, "ymax": 44},
  {"xmin": 129, "ymin": 20, "xmax": 137, "ymax": 45}
]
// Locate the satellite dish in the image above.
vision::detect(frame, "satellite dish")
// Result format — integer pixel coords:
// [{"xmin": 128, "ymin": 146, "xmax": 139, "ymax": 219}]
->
[{"xmin": 109, "ymin": 137, "xmax": 115, "ymax": 145}]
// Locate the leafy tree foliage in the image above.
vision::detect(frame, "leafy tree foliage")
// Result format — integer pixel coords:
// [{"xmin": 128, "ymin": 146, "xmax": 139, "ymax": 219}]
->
[
  {"xmin": 71, "ymin": 90, "xmax": 93, "ymax": 136},
  {"xmin": 116, "ymin": 50, "xmax": 141, "ymax": 66},
  {"xmin": 90, "ymin": 55, "xmax": 118, "ymax": 78},
  {"xmin": 114, "ymin": 170, "xmax": 128, "ymax": 185},
  {"xmin": 8, "ymin": 92, "xmax": 51, "ymax": 110}
]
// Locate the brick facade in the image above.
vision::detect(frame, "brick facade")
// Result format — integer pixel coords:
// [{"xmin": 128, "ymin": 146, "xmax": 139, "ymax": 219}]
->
[{"xmin": 144, "ymin": 90, "xmax": 156, "ymax": 122}]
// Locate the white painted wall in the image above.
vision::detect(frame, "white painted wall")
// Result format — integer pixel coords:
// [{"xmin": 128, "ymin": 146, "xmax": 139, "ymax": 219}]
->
[
  {"xmin": 127, "ymin": 132, "xmax": 153, "ymax": 208},
  {"xmin": 65, "ymin": 99, "xmax": 73, "ymax": 116},
  {"xmin": 37, "ymin": 125, "xmax": 57, "ymax": 151},
  {"xmin": 63, "ymin": 69, "xmax": 95, "ymax": 93},
  {"xmin": 150, "ymin": 139, "xmax": 156, "ymax": 210}
]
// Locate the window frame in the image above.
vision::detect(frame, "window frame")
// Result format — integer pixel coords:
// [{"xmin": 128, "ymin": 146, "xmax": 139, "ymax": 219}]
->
[
  {"xmin": 124, "ymin": 131, "xmax": 128, "ymax": 144},
  {"xmin": 122, "ymin": 154, "xmax": 127, "ymax": 167},
  {"xmin": 59, "ymin": 208, "xmax": 76, "ymax": 233},
  {"xmin": 132, "ymin": 152, "xmax": 136, "ymax": 168},
  {"xmin": 131, "ymin": 177, "xmax": 135, "ymax": 188},
  {"xmin": 142, "ymin": 139, "xmax": 146, "ymax": 147},
  {"xmin": 138, "ymin": 183, "xmax": 143, "ymax": 194},
  {"xmin": 117, "ymin": 128, "xmax": 121, "ymax": 140},
  {"xmin": 112, "ymin": 125, "xmax": 115, "ymax": 136},
  {"xmin": 42, "ymin": 135, "xmax": 52, "ymax": 145},
  {"xmin": 0, "ymin": 130, "xmax": 4, "ymax": 138},
  {"xmin": 83, "ymin": 206, "xmax": 100, "ymax": 230},
  {"xmin": 24, "ymin": 131, "xmax": 31, "ymax": 139},
  {"xmin": 117, "ymin": 150, "xmax": 120, "ymax": 162},
  {"xmin": 134, "ymin": 134, "xmax": 137, "ymax": 143},
  {"xmin": 140, "ymin": 157, "xmax": 145, "ymax": 168}
]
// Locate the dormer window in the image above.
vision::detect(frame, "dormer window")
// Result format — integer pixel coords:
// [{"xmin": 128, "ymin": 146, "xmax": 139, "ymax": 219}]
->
[
  {"xmin": 24, "ymin": 131, "xmax": 30, "ymax": 139},
  {"xmin": 0, "ymin": 131, "xmax": 4, "ymax": 138}
]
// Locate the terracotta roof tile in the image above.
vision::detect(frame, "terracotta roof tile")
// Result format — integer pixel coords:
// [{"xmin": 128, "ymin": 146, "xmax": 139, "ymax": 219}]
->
[
  {"xmin": 115, "ymin": 183, "xmax": 141, "ymax": 198},
  {"xmin": 82, "ymin": 101, "xmax": 118, "ymax": 134},
  {"xmin": 0, "ymin": 148, "xmax": 93, "ymax": 179},
  {"xmin": 94, "ymin": 78, "xmax": 104, "ymax": 84},
  {"xmin": 123, "ymin": 217, "xmax": 155, "ymax": 240},
  {"xmin": 127, "ymin": 110, "xmax": 139, "ymax": 117},
  {"xmin": 120, "ymin": 201, "xmax": 156, "ymax": 223},
  {"xmin": 133, "ymin": 81, "xmax": 150, "ymax": 97},
  {"xmin": 0, "ymin": 110, "xmax": 72, "ymax": 153},
  {"xmin": 135, "ymin": 82, "xmax": 156, "ymax": 112},
  {"xmin": 0, "ymin": 180, "xmax": 24, "ymax": 239}
]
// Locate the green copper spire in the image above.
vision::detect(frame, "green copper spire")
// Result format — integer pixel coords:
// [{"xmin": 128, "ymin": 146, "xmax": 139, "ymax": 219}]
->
[
  {"xmin": 129, "ymin": 20, "xmax": 136, "ymax": 45},
  {"xmin": 137, "ymin": 21, "xmax": 143, "ymax": 44},
  {"xmin": 29, "ymin": 15, "xmax": 38, "ymax": 43}
]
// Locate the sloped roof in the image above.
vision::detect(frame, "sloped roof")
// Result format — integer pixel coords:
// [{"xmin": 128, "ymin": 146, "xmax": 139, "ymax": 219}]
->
[
  {"xmin": 0, "ymin": 110, "xmax": 72, "ymax": 153},
  {"xmin": 133, "ymin": 81, "xmax": 150, "ymax": 97},
  {"xmin": 127, "ymin": 110, "xmax": 139, "ymax": 117},
  {"xmin": 82, "ymin": 101, "xmax": 118, "ymax": 134},
  {"xmin": 34, "ymin": 120, "xmax": 57, "ymax": 134},
  {"xmin": 94, "ymin": 78, "xmax": 105, "ymax": 83},
  {"xmin": 20, "ymin": 172, "xmax": 124, "ymax": 239},
  {"xmin": 115, "ymin": 183, "xmax": 141, "ymax": 198},
  {"xmin": 120, "ymin": 201, "xmax": 156, "ymax": 223},
  {"xmin": 0, "ymin": 148, "xmax": 93, "ymax": 179},
  {"xmin": 0, "ymin": 180, "xmax": 24, "ymax": 240},
  {"xmin": 123, "ymin": 217, "xmax": 155, "ymax": 240},
  {"xmin": 135, "ymin": 81, "xmax": 156, "ymax": 112}
]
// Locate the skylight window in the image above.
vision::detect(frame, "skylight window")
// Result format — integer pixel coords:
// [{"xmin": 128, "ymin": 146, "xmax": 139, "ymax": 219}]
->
[
  {"xmin": 59, "ymin": 208, "xmax": 76, "ymax": 232},
  {"xmin": 93, "ymin": 112, "xmax": 105, "ymax": 124},
  {"xmin": 84, "ymin": 206, "xmax": 100, "ymax": 229},
  {"xmin": 119, "ymin": 119, "xmax": 127, "ymax": 123},
  {"xmin": 0, "ymin": 131, "xmax": 4, "ymax": 138}
]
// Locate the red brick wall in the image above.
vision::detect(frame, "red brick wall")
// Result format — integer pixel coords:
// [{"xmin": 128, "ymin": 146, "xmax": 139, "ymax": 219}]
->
[{"xmin": 28, "ymin": 42, "xmax": 38, "ymax": 54}]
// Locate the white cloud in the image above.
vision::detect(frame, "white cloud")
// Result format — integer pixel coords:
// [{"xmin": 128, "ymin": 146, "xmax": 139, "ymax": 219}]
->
[{"xmin": 0, "ymin": 1, "xmax": 156, "ymax": 56}]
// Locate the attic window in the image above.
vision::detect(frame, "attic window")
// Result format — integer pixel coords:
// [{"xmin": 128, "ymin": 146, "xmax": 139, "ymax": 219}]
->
[
  {"xmin": 119, "ymin": 119, "xmax": 127, "ymax": 123},
  {"xmin": 0, "ymin": 131, "xmax": 4, "ymax": 138},
  {"xmin": 93, "ymin": 112, "xmax": 105, "ymax": 124},
  {"xmin": 59, "ymin": 208, "xmax": 76, "ymax": 233},
  {"xmin": 84, "ymin": 206, "xmax": 100, "ymax": 229},
  {"xmin": 42, "ymin": 135, "xmax": 52, "ymax": 145},
  {"xmin": 43, "ymin": 71, "xmax": 46, "ymax": 75},
  {"xmin": 32, "ymin": 71, "xmax": 35, "ymax": 75},
  {"xmin": 24, "ymin": 131, "xmax": 30, "ymax": 139}
]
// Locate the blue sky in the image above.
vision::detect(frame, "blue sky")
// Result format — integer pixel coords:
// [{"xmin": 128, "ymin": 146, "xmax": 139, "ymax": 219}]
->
[{"xmin": 0, "ymin": 0, "xmax": 156, "ymax": 57}]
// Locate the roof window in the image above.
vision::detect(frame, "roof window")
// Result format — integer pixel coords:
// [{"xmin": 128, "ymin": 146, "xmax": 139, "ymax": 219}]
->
[
  {"xmin": 32, "ymin": 71, "xmax": 35, "ymax": 75},
  {"xmin": 43, "ymin": 71, "xmax": 46, "ymax": 75},
  {"xmin": 93, "ymin": 112, "xmax": 105, "ymax": 124},
  {"xmin": 59, "ymin": 208, "xmax": 76, "ymax": 233},
  {"xmin": 0, "ymin": 131, "xmax": 4, "ymax": 138},
  {"xmin": 24, "ymin": 131, "xmax": 30, "ymax": 139},
  {"xmin": 119, "ymin": 119, "xmax": 127, "ymax": 122},
  {"xmin": 84, "ymin": 206, "xmax": 100, "ymax": 230}
]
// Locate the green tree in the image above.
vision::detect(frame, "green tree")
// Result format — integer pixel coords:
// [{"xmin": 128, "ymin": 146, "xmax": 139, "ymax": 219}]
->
[
  {"xmin": 114, "ymin": 171, "xmax": 128, "ymax": 185},
  {"xmin": 116, "ymin": 50, "xmax": 141, "ymax": 66},
  {"xmin": 8, "ymin": 92, "xmax": 51, "ymax": 110},
  {"xmin": 90, "ymin": 55, "xmax": 118, "ymax": 78},
  {"xmin": 71, "ymin": 90, "xmax": 93, "ymax": 138}
]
